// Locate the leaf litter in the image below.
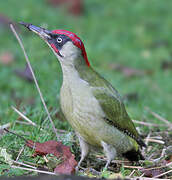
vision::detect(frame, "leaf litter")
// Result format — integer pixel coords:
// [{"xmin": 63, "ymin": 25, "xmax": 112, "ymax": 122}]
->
[{"xmin": 26, "ymin": 140, "xmax": 77, "ymax": 174}]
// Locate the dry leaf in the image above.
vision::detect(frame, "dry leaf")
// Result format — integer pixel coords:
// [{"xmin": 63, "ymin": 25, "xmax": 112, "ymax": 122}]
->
[{"xmin": 26, "ymin": 140, "xmax": 77, "ymax": 174}]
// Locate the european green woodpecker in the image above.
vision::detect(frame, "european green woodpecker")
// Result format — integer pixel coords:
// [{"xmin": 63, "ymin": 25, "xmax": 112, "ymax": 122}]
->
[{"xmin": 20, "ymin": 22, "xmax": 146, "ymax": 169}]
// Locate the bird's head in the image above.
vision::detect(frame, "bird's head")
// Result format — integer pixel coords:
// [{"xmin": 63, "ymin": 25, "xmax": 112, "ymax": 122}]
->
[{"xmin": 20, "ymin": 22, "xmax": 90, "ymax": 67}]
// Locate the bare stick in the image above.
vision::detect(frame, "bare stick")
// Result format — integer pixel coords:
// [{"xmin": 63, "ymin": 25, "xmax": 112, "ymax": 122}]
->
[
  {"xmin": 145, "ymin": 132, "xmax": 151, "ymax": 146},
  {"xmin": 153, "ymin": 148, "xmax": 167, "ymax": 162},
  {"xmin": 16, "ymin": 146, "xmax": 25, "ymax": 161},
  {"xmin": 126, "ymin": 177, "xmax": 169, "ymax": 180},
  {"xmin": 133, "ymin": 120, "xmax": 169, "ymax": 127},
  {"xmin": 13, "ymin": 160, "xmax": 37, "ymax": 169},
  {"xmin": 12, "ymin": 106, "xmax": 37, "ymax": 127},
  {"xmin": 145, "ymin": 138, "xmax": 165, "ymax": 144},
  {"xmin": 145, "ymin": 107, "xmax": 172, "ymax": 126},
  {"xmin": 123, "ymin": 165, "xmax": 142, "ymax": 169},
  {"xmin": 4, "ymin": 128, "xmax": 27, "ymax": 142},
  {"xmin": 128, "ymin": 169, "xmax": 135, "ymax": 177},
  {"xmin": 15, "ymin": 121, "xmax": 33, "ymax": 126},
  {"xmin": 154, "ymin": 169, "xmax": 172, "ymax": 178},
  {"xmin": 11, "ymin": 165, "xmax": 56, "ymax": 175},
  {"xmin": 10, "ymin": 23, "xmax": 58, "ymax": 140}
]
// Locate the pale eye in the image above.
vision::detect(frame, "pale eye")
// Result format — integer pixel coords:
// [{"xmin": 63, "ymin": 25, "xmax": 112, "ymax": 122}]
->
[{"xmin": 57, "ymin": 37, "xmax": 62, "ymax": 43}]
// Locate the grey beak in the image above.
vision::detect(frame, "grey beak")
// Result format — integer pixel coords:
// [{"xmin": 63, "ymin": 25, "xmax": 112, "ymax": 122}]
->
[{"xmin": 20, "ymin": 22, "xmax": 52, "ymax": 39}]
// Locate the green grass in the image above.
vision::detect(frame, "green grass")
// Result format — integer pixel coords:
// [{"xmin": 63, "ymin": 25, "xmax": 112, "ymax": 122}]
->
[{"xmin": 0, "ymin": 0, "xmax": 172, "ymax": 178}]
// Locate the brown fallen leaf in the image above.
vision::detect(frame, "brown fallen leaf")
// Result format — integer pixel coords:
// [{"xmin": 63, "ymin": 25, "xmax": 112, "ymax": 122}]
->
[
  {"xmin": 46, "ymin": 0, "xmax": 83, "ymax": 16},
  {"xmin": 54, "ymin": 154, "xmax": 77, "ymax": 175},
  {"xmin": 140, "ymin": 167, "xmax": 164, "ymax": 178},
  {"xmin": 26, "ymin": 140, "xmax": 77, "ymax": 174},
  {"xmin": 15, "ymin": 63, "xmax": 34, "ymax": 82},
  {"xmin": 0, "ymin": 51, "xmax": 14, "ymax": 65}
]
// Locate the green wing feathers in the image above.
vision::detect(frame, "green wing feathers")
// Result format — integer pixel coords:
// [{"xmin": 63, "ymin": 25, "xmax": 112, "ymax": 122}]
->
[
  {"xmin": 94, "ymin": 90, "xmax": 145, "ymax": 147},
  {"xmin": 94, "ymin": 91, "xmax": 137, "ymax": 137}
]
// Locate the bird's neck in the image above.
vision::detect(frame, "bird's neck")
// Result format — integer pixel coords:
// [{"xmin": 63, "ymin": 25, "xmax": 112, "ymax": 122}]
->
[{"xmin": 60, "ymin": 57, "xmax": 90, "ymax": 86}]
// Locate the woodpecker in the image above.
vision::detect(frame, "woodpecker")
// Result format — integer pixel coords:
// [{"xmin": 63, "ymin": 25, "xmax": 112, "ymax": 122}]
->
[{"xmin": 20, "ymin": 22, "xmax": 146, "ymax": 169}]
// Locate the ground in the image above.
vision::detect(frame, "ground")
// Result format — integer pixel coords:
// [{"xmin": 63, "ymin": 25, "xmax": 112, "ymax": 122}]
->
[{"xmin": 0, "ymin": 0, "xmax": 172, "ymax": 179}]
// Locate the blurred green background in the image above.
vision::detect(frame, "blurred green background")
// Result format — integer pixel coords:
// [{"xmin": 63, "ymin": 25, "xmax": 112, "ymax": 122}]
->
[
  {"xmin": 0, "ymin": 0, "xmax": 172, "ymax": 135},
  {"xmin": 0, "ymin": 0, "xmax": 172, "ymax": 177}
]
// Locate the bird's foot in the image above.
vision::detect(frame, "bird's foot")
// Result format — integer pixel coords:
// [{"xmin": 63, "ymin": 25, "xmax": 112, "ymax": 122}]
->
[
  {"xmin": 75, "ymin": 158, "xmax": 84, "ymax": 172},
  {"xmin": 103, "ymin": 161, "xmax": 110, "ymax": 170},
  {"xmin": 75, "ymin": 165, "xmax": 80, "ymax": 172}
]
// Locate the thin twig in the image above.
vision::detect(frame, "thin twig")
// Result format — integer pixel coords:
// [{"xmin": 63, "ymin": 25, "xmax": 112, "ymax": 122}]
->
[
  {"xmin": 128, "ymin": 169, "xmax": 135, "ymax": 177},
  {"xmin": 133, "ymin": 120, "xmax": 169, "ymax": 127},
  {"xmin": 13, "ymin": 160, "xmax": 37, "ymax": 169},
  {"xmin": 15, "ymin": 120, "xmax": 33, "ymax": 126},
  {"xmin": 16, "ymin": 146, "xmax": 25, "ymax": 161},
  {"xmin": 145, "ymin": 107, "xmax": 172, "ymax": 126},
  {"xmin": 4, "ymin": 128, "xmax": 27, "ymax": 142},
  {"xmin": 10, "ymin": 23, "xmax": 58, "ymax": 140},
  {"xmin": 154, "ymin": 169, "xmax": 172, "ymax": 178},
  {"xmin": 149, "ymin": 136, "xmax": 163, "ymax": 139},
  {"xmin": 12, "ymin": 106, "xmax": 37, "ymax": 127},
  {"xmin": 145, "ymin": 138, "xmax": 165, "ymax": 144},
  {"xmin": 139, "ymin": 173, "xmax": 145, "ymax": 177},
  {"xmin": 145, "ymin": 132, "xmax": 151, "ymax": 146},
  {"xmin": 97, "ymin": 156, "xmax": 130, "ymax": 164},
  {"xmin": 123, "ymin": 165, "xmax": 143, "ymax": 169},
  {"xmin": 11, "ymin": 165, "xmax": 56, "ymax": 175},
  {"xmin": 138, "ymin": 162, "xmax": 172, "ymax": 172},
  {"xmin": 152, "ymin": 148, "xmax": 167, "ymax": 162},
  {"xmin": 166, "ymin": 162, "xmax": 172, "ymax": 168},
  {"xmin": 126, "ymin": 177, "xmax": 169, "ymax": 180},
  {"xmin": 23, "ymin": 161, "xmax": 40, "ymax": 167}
]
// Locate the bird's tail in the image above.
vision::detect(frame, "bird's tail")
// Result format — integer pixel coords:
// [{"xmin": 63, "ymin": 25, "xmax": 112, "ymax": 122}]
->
[{"xmin": 122, "ymin": 149, "xmax": 145, "ymax": 161}]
